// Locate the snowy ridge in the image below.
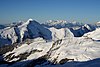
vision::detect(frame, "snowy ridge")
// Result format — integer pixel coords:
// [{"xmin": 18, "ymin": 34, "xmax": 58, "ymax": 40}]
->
[{"xmin": 84, "ymin": 28, "xmax": 100, "ymax": 40}]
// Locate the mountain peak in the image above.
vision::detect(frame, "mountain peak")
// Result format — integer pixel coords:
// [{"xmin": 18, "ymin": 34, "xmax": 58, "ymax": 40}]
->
[
  {"xmin": 27, "ymin": 18, "xmax": 33, "ymax": 22},
  {"xmin": 25, "ymin": 18, "xmax": 34, "ymax": 24}
]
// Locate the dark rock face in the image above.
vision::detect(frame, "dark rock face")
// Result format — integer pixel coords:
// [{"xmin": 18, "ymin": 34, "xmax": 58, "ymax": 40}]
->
[
  {"xmin": 59, "ymin": 58, "xmax": 74, "ymax": 64},
  {"xmin": 0, "ymin": 44, "xmax": 18, "ymax": 54},
  {"xmin": 26, "ymin": 20, "xmax": 52, "ymax": 40}
]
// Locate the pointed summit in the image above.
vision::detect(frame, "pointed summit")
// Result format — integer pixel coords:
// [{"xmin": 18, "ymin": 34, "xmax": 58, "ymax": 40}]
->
[
  {"xmin": 27, "ymin": 18, "xmax": 33, "ymax": 22},
  {"xmin": 25, "ymin": 18, "xmax": 33, "ymax": 25}
]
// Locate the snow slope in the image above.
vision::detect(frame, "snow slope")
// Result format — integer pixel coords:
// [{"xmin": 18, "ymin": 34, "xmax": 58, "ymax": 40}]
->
[{"xmin": 4, "ymin": 36, "xmax": 100, "ymax": 62}]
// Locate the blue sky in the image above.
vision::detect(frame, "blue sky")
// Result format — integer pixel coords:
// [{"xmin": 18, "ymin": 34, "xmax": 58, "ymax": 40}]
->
[{"xmin": 0, "ymin": 0, "xmax": 100, "ymax": 24}]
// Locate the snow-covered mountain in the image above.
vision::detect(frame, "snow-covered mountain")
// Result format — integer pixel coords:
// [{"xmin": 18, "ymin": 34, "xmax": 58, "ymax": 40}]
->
[
  {"xmin": 43, "ymin": 20, "xmax": 96, "ymax": 37},
  {"xmin": 17, "ymin": 19, "xmax": 52, "ymax": 41},
  {"xmin": 0, "ymin": 19, "xmax": 100, "ymax": 67},
  {"xmin": 49, "ymin": 27, "xmax": 74, "ymax": 40},
  {"xmin": 0, "ymin": 19, "xmax": 52, "ymax": 47},
  {"xmin": 42, "ymin": 20, "xmax": 83, "ymax": 28},
  {"xmin": 0, "ymin": 27, "xmax": 100, "ymax": 67}
]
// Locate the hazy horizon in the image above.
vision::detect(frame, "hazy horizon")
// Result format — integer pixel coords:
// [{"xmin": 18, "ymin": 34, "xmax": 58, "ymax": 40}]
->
[{"xmin": 0, "ymin": 0, "xmax": 100, "ymax": 24}]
